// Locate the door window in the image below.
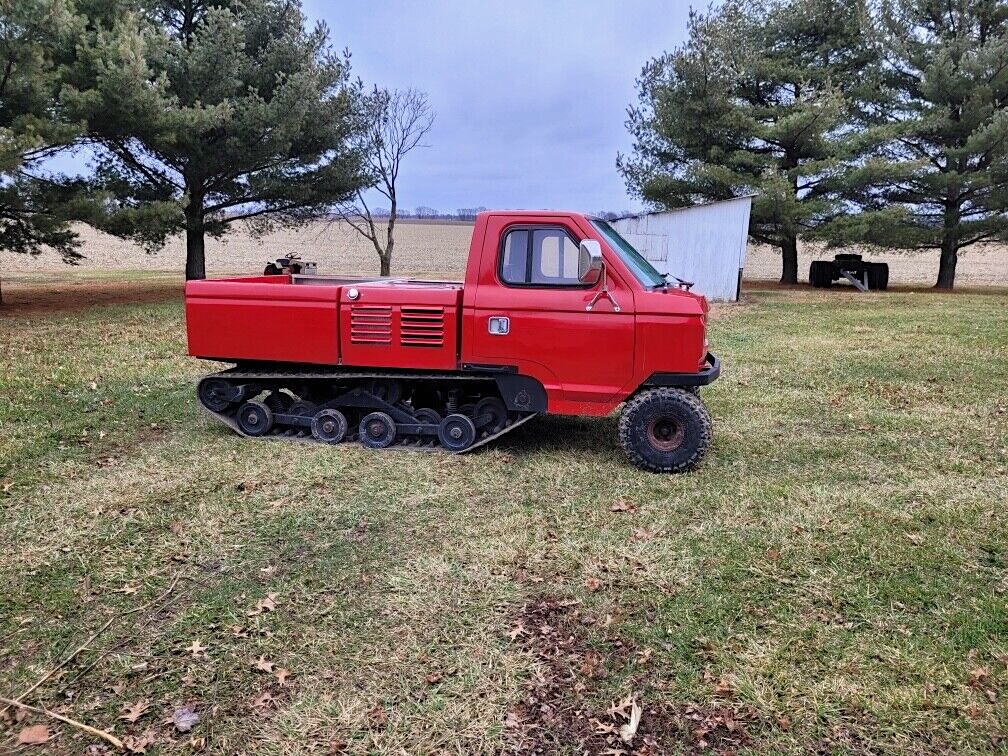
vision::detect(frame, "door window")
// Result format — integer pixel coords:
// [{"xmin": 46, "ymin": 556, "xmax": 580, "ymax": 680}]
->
[{"xmin": 499, "ymin": 227, "xmax": 582, "ymax": 286}]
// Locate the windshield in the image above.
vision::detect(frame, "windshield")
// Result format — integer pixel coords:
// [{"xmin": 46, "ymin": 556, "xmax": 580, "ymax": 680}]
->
[{"xmin": 589, "ymin": 219, "xmax": 666, "ymax": 287}]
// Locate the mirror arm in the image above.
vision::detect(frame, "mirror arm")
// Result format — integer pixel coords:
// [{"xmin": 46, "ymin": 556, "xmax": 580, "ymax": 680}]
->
[{"xmin": 585, "ymin": 266, "xmax": 621, "ymax": 313}]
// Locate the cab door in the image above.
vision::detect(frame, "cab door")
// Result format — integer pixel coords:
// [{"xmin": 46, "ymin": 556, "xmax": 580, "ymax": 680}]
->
[{"xmin": 467, "ymin": 221, "xmax": 636, "ymax": 415}]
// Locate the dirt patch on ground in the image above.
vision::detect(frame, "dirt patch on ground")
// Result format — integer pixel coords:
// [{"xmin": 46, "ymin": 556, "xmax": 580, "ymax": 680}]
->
[
  {"xmin": 504, "ymin": 596, "xmax": 760, "ymax": 755},
  {"xmin": 0, "ymin": 277, "xmax": 182, "ymax": 317}
]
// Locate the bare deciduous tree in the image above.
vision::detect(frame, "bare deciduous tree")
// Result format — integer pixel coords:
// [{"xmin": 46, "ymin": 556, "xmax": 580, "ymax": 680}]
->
[{"xmin": 335, "ymin": 88, "xmax": 434, "ymax": 276}]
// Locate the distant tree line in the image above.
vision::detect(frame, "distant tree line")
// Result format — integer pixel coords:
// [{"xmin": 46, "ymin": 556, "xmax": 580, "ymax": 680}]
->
[{"xmin": 620, "ymin": 0, "xmax": 1008, "ymax": 289}]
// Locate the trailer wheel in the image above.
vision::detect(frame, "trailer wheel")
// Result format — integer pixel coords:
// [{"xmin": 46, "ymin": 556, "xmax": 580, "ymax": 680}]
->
[
  {"xmin": 359, "ymin": 412, "xmax": 396, "ymax": 448},
  {"xmin": 438, "ymin": 413, "xmax": 477, "ymax": 452},
  {"xmin": 618, "ymin": 388, "xmax": 713, "ymax": 473},
  {"xmin": 868, "ymin": 262, "xmax": 889, "ymax": 291},
  {"xmin": 809, "ymin": 261, "xmax": 832, "ymax": 288},
  {"xmin": 311, "ymin": 409, "xmax": 348, "ymax": 444},
  {"xmin": 237, "ymin": 401, "xmax": 274, "ymax": 437}
]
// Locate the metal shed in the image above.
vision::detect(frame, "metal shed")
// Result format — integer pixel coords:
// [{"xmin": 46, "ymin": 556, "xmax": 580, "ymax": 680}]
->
[{"xmin": 611, "ymin": 196, "xmax": 753, "ymax": 302}]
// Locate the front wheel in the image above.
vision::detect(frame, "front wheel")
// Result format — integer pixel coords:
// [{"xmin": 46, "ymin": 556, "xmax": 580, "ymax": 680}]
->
[{"xmin": 618, "ymin": 388, "xmax": 713, "ymax": 473}]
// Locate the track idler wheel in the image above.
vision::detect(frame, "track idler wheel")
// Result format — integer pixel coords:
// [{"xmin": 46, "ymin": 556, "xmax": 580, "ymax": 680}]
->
[
  {"xmin": 438, "ymin": 413, "xmax": 477, "ymax": 452},
  {"xmin": 198, "ymin": 378, "xmax": 239, "ymax": 412},
  {"xmin": 360, "ymin": 411, "xmax": 397, "ymax": 448},
  {"xmin": 311, "ymin": 409, "xmax": 348, "ymax": 443},
  {"xmin": 237, "ymin": 401, "xmax": 274, "ymax": 436}
]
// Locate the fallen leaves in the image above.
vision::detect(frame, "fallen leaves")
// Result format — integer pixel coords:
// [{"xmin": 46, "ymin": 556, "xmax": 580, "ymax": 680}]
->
[
  {"xmin": 18, "ymin": 724, "xmax": 50, "ymax": 745},
  {"xmin": 186, "ymin": 640, "xmax": 207, "ymax": 658},
  {"xmin": 584, "ymin": 576, "xmax": 602, "ymax": 592},
  {"xmin": 170, "ymin": 704, "xmax": 200, "ymax": 733},
  {"xmin": 619, "ymin": 698, "xmax": 643, "ymax": 743},
  {"xmin": 367, "ymin": 705, "xmax": 388, "ymax": 728},
  {"xmin": 610, "ymin": 499, "xmax": 638, "ymax": 514},
  {"xmin": 120, "ymin": 698, "xmax": 151, "ymax": 723},
  {"xmin": 253, "ymin": 656, "xmax": 274, "ymax": 674},
  {"xmin": 275, "ymin": 668, "xmax": 292, "ymax": 687},
  {"xmin": 248, "ymin": 592, "xmax": 278, "ymax": 616}
]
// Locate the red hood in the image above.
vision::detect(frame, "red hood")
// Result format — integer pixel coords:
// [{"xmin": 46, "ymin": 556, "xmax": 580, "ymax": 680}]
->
[{"xmin": 634, "ymin": 286, "xmax": 708, "ymax": 316}]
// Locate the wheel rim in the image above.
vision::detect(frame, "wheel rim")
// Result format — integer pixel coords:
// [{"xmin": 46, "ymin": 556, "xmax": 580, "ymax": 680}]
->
[
  {"xmin": 368, "ymin": 420, "xmax": 385, "ymax": 439},
  {"xmin": 647, "ymin": 416, "xmax": 684, "ymax": 451}
]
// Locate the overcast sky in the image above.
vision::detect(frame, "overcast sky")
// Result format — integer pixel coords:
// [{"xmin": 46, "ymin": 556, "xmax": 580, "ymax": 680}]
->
[{"xmin": 305, "ymin": 0, "xmax": 693, "ymax": 214}]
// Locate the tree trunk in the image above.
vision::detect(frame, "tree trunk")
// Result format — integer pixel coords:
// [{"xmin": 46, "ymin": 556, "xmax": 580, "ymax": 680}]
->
[
  {"xmin": 379, "ymin": 251, "xmax": 391, "ymax": 277},
  {"xmin": 780, "ymin": 235, "xmax": 799, "ymax": 285},
  {"xmin": 185, "ymin": 206, "xmax": 206, "ymax": 281},
  {"xmin": 936, "ymin": 207, "xmax": 959, "ymax": 290}
]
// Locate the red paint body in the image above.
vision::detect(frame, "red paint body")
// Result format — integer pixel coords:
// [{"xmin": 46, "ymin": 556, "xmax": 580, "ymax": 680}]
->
[{"xmin": 185, "ymin": 211, "xmax": 711, "ymax": 417}]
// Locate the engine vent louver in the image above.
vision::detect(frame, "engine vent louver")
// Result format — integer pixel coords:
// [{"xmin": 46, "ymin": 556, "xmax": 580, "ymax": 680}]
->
[
  {"xmin": 350, "ymin": 305, "xmax": 392, "ymax": 344},
  {"xmin": 400, "ymin": 306, "xmax": 445, "ymax": 347}
]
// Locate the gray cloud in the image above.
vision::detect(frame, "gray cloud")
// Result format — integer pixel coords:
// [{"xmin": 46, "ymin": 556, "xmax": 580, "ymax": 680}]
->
[{"xmin": 311, "ymin": 0, "xmax": 692, "ymax": 212}]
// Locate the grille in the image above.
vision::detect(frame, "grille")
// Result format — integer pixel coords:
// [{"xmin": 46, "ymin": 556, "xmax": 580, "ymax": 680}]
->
[
  {"xmin": 349, "ymin": 305, "xmax": 392, "ymax": 344},
  {"xmin": 400, "ymin": 306, "xmax": 445, "ymax": 347}
]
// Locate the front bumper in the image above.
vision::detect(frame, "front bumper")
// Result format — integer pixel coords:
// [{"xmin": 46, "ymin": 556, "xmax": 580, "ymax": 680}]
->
[{"xmin": 643, "ymin": 352, "xmax": 721, "ymax": 388}]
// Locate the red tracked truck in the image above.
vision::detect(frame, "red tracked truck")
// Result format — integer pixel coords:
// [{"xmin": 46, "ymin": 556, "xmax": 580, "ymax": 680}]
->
[{"xmin": 185, "ymin": 211, "xmax": 721, "ymax": 472}]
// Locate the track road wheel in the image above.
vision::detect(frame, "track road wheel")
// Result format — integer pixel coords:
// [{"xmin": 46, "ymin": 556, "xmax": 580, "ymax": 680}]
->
[
  {"xmin": 311, "ymin": 409, "xmax": 348, "ymax": 444},
  {"xmin": 438, "ymin": 413, "xmax": 477, "ymax": 452},
  {"xmin": 618, "ymin": 388, "xmax": 712, "ymax": 473},
  {"xmin": 413, "ymin": 408, "xmax": 442, "ymax": 425},
  {"xmin": 265, "ymin": 391, "xmax": 293, "ymax": 414},
  {"xmin": 287, "ymin": 400, "xmax": 317, "ymax": 417},
  {"xmin": 474, "ymin": 396, "xmax": 508, "ymax": 434},
  {"xmin": 360, "ymin": 412, "xmax": 396, "ymax": 448},
  {"xmin": 198, "ymin": 378, "xmax": 233, "ymax": 412},
  {"xmin": 237, "ymin": 401, "xmax": 274, "ymax": 437}
]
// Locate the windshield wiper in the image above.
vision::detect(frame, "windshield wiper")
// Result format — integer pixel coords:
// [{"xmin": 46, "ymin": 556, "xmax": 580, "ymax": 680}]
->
[{"xmin": 655, "ymin": 274, "xmax": 694, "ymax": 291}]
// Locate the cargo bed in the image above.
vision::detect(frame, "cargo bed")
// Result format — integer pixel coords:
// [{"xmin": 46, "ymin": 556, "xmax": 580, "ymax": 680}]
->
[{"xmin": 185, "ymin": 275, "xmax": 463, "ymax": 369}]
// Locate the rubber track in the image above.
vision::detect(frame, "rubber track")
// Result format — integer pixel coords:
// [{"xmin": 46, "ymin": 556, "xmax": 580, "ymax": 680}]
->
[{"xmin": 197, "ymin": 367, "xmax": 538, "ymax": 454}]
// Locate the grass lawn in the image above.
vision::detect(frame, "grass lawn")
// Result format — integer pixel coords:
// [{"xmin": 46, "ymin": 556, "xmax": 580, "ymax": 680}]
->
[{"xmin": 1, "ymin": 287, "xmax": 1006, "ymax": 754}]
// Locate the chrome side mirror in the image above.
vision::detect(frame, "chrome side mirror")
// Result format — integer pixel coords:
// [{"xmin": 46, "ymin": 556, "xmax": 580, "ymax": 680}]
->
[{"xmin": 578, "ymin": 239, "xmax": 603, "ymax": 285}]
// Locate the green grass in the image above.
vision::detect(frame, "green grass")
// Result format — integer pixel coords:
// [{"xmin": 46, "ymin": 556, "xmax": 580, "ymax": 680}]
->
[{"xmin": 1, "ymin": 289, "xmax": 1006, "ymax": 754}]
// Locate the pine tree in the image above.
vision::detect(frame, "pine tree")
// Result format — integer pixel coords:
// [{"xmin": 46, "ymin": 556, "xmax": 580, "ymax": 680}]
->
[
  {"xmin": 824, "ymin": 0, "xmax": 1008, "ymax": 289},
  {"xmin": 0, "ymin": 0, "xmax": 96, "ymax": 262},
  {"xmin": 78, "ymin": 0, "xmax": 371, "ymax": 280},
  {"xmin": 619, "ymin": 0, "xmax": 874, "ymax": 283}
]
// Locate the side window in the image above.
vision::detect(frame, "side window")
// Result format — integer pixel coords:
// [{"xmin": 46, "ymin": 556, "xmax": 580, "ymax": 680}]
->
[
  {"xmin": 499, "ymin": 226, "xmax": 582, "ymax": 286},
  {"xmin": 501, "ymin": 229, "xmax": 529, "ymax": 284},
  {"xmin": 531, "ymin": 229, "xmax": 579, "ymax": 284}
]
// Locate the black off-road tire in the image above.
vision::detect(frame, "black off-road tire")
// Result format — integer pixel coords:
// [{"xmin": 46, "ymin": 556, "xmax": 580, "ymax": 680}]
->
[
  {"xmin": 311, "ymin": 409, "xmax": 348, "ymax": 444},
  {"xmin": 809, "ymin": 260, "xmax": 833, "ymax": 288},
  {"xmin": 618, "ymin": 388, "xmax": 713, "ymax": 473},
  {"xmin": 871, "ymin": 262, "xmax": 889, "ymax": 291}
]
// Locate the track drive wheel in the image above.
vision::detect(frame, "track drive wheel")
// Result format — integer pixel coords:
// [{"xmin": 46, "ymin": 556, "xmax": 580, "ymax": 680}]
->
[
  {"xmin": 618, "ymin": 388, "xmax": 712, "ymax": 473},
  {"xmin": 359, "ymin": 412, "xmax": 397, "ymax": 448},
  {"xmin": 199, "ymin": 378, "xmax": 234, "ymax": 412},
  {"xmin": 311, "ymin": 409, "xmax": 348, "ymax": 444},
  {"xmin": 237, "ymin": 401, "xmax": 274, "ymax": 437},
  {"xmin": 438, "ymin": 413, "xmax": 477, "ymax": 452},
  {"xmin": 474, "ymin": 397, "xmax": 508, "ymax": 434}
]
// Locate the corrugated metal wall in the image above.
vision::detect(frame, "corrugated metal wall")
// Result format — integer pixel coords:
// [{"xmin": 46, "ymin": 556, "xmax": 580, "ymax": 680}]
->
[{"xmin": 611, "ymin": 196, "xmax": 752, "ymax": 301}]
